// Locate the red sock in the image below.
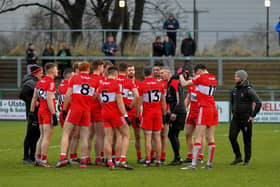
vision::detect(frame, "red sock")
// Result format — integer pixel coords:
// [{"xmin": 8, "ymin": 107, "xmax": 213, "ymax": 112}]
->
[
  {"xmin": 42, "ymin": 155, "xmax": 47, "ymax": 161},
  {"xmin": 87, "ymin": 157, "xmax": 91, "ymax": 162},
  {"xmin": 70, "ymin": 153, "xmax": 77, "ymax": 159},
  {"xmin": 36, "ymin": 154, "xmax": 41, "ymax": 159},
  {"xmin": 137, "ymin": 152, "xmax": 142, "ymax": 159},
  {"xmin": 60, "ymin": 154, "xmax": 66, "ymax": 160},
  {"xmin": 188, "ymin": 153, "xmax": 193, "ymax": 159},
  {"xmin": 146, "ymin": 156, "xmax": 151, "ymax": 162},
  {"xmin": 160, "ymin": 152, "xmax": 166, "ymax": 160},
  {"xmin": 112, "ymin": 150, "xmax": 116, "ymax": 156},
  {"xmin": 116, "ymin": 157, "xmax": 120, "ymax": 162},
  {"xmin": 199, "ymin": 154, "xmax": 204, "ymax": 160},
  {"xmin": 151, "ymin": 150, "xmax": 155, "ymax": 158},
  {"xmin": 108, "ymin": 160, "xmax": 114, "ymax": 167},
  {"xmin": 96, "ymin": 157, "xmax": 101, "ymax": 162},
  {"xmin": 120, "ymin": 156, "xmax": 126, "ymax": 163},
  {"xmin": 101, "ymin": 152, "xmax": 105, "ymax": 158}
]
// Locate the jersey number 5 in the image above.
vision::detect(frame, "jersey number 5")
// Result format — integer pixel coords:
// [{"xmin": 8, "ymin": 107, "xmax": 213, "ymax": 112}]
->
[{"xmin": 101, "ymin": 90, "xmax": 109, "ymax": 103}]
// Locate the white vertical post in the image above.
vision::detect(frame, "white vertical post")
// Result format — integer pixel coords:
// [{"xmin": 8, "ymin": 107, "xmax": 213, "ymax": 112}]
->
[{"xmin": 17, "ymin": 58, "xmax": 22, "ymax": 88}]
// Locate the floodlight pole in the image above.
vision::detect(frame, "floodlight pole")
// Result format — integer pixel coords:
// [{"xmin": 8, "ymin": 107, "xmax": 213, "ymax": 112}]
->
[{"xmin": 50, "ymin": 0, "xmax": 53, "ymax": 45}]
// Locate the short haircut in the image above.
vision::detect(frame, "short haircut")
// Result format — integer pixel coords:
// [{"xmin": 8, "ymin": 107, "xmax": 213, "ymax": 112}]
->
[
  {"xmin": 92, "ymin": 60, "xmax": 104, "ymax": 70},
  {"xmin": 194, "ymin": 64, "xmax": 207, "ymax": 72},
  {"xmin": 78, "ymin": 62, "xmax": 90, "ymax": 72},
  {"xmin": 154, "ymin": 61, "xmax": 164, "ymax": 68},
  {"xmin": 143, "ymin": 66, "xmax": 153, "ymax": 76},
  {"xmin": 73, "ymin": 62, "xmax": 80, "ymax": 71},
  {"xmin": 107, "ymin": 67, "xmax": 119, "ymax": 76},
  {"xmin": 118, "ymin": 62, "xmax": 128, "ymax": 72},
  {"xmin": 45, "ymin": 63, "xmax": 57, "ymax": 73},
  {"xmin": 104, "ymin": 60, "xmax": 113, "ymax": 69},
  {"xmin": 63, "ymin": 68, "xmax": 73, "ymax": 79},
  {"xmin": 161, "ymin": 66, "xmax": 171, "ymax": 71},
  {"xmin": 127, "ymin": 64, "xmax": 134, "ymax": 68}
]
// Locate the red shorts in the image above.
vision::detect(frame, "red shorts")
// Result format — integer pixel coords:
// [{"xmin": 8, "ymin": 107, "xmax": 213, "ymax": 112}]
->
[
  {"xmin": 128, "ymin": 112, "xmax": 142, "ymax": 128},
  {"xmin": 186, "ymin": 111, "xmax": 198, "ymax": 126},
  {"xmin": 196, "ymin": 106, "xmax": 218, "ymax": 126},
  {"xmin": 66, "ymin": 109, "xmax": 91, "ymax": 126},
  {"xmin": 91, "ymin": 104, "xmax": 103, "ymax": 123},
  {"xmin": 141, "ymin": 113, "xmax": 163, "ymax": 131},
  {"xmin": 38, "ymin": 112, "xmax": 52, "ymax": 125},
  {"xmin": 103, "ymin": 114, "xmax": 126, "ymax": 128}
]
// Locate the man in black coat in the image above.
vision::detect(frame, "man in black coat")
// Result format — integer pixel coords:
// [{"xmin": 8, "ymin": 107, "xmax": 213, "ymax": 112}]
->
[
  {"xmin": 163, "ymin": 13, "xmax": 180, "ymax": 47},
  {"xmin": 229, "ymin": 70, "xmax": 262, "ymax": 166},
  {"xmin": 25, "ymin": 43, "xmax": 38, "ymax": 74},
  {"xmin": 161, "ymin": 67, "xmax": 186, "ymax": 165},
  {"xmin": 19, "ymin": 65, "xmax": 43, "ymax": 164},
  {"xmin": 152, "ymin": 36, "xmax": 164, "ymax": 57},
  {"xmin": 57, "ymin": 42, "xmax": 72, "ymax": 79},
  {"xmin": 181, "ymin": 32, "xmax": 196, "ymax": 74}
]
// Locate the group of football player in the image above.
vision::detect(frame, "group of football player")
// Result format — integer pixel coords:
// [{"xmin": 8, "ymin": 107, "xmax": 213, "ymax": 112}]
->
[{"xmin": 28, "ymin": 59, "xmax": 218, "ymax": 170}]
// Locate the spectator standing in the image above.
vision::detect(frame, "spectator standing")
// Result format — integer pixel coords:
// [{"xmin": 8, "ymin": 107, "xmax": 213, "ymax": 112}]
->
[
  {"xmin": 25, "ymin": 43, "xmax": 38, "ymax": 74},
  {"xmin": 152, "ymin": 36, "xmax": 164, "ymax": 56},
  {"xmin": 19, "ymin": 65, "xmax": 43, "ymax": 164},
  {"xmin": 163, "ymin": 36, "xmax": 176, "ymax": 74},
  {"xmin": 181, "ymin": 32, "xmax": 196, "ymax": 73},
  {"xmin": 42, "ymin": 42, "xmax": 55, "ymax": 71},
  {"xmin": 163, "ymin": 13, "xmax": 180, "ymax": 47},
  {"xmin": 57, "ymin": 42, "xmax": 72, "ymax": 79},
  {"xmin": 102, "ymin": 36, "xmax": 119, "ymax": 65}
]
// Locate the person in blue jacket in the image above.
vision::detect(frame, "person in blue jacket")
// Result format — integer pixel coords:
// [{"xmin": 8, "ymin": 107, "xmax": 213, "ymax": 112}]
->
[{"xmin": 102, "ymin": 36, "xmax": 119, "ymax": 65}]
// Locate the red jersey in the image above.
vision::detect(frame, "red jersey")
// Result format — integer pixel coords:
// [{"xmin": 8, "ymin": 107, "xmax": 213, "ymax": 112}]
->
[
  {"xmin": 69, "ymin": 73, "xmax": 98, "ymax": 112},
  {"xmin": 90, "ymin": 74, "xmax": 104, "ymax": 105},
  {"xmin": 117, "ymin": 74, "xmax": 136, "ymax": 106},
  {"xmin": 192, "ymin": 73, "xmax": 217, "ymax": 107},
  {"xmin": 58, "ymin": 79, "xmax": 69, "ymax": 108},
  {"xmin": 139, "ymin": 77, "xmax": 165, "ymax": 116},
  {"xmin": 127, "ymin": 78, "xmax": 141, "ymax": 114},
  {"xmin": 99, "ymin": 78, "xmax": 123, "ymax": 116},
  {"xmin": 35, "ymin": 75, "xmax": 56, "ymax": 114},
  {"xmin": 188, "ymin": 85, "xmax": 199, "ymax": 113}
]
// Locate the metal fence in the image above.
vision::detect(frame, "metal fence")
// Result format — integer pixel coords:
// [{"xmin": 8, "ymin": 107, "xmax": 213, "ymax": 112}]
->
[
  {"xmin": 0, "ymin": 29, "xmax": 279, "ymax": 56},
  {"xmin": 0, "ymin": 55, "xmax": 280, "ymax": 88}
]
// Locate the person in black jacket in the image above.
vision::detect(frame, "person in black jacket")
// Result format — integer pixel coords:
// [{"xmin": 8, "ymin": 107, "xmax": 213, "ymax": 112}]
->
[
  {"xmin": 229, "ymin": 70, "xmax": 262, "ymax": 166},
  {"xmin": 57, "ymin": 42, "xmax": 72, "ymax": 79},
  {"xmin": 152, "ymin": 36, "xmax": 164, "ymax": 56},
  {"xmin": 181, "ymin": 32, "xmax": 196, "ymax": 75},
  {"xmin": 42, "ymin": 42, "xmax": 55, "ymax": 72},
  {"xmin": 161, "ymin": 67, "xmax": 186, "ymax": 165},
  {"xmin": 25, "ymin": 43, "xmax": 38, "ymax": 74},
  {"xmin": 163, "ymin": 13, "xmax": 180, "ymax": 47},
  {"xmin": 19, "ymin": 65, "xmax": 43, "ymax": 164}
]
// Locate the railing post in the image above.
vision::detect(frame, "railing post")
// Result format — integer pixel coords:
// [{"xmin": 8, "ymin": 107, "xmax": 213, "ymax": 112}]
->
[
  {"xmin": 150, "ymin": 55, "xmax": 154, "ymax": 68},
  {"xmin": 218, "ymin": 58, "xmax": 223, "ymax": 86},
  {"xmin": 270, "ymin": 90, "xmax": 275, "ymax": 101},
  {"xmin": 17, "ymin": 58, "xmax": 22, "ymax": 88}
]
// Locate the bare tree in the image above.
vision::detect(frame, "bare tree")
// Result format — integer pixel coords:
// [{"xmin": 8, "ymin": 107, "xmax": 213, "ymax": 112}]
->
[{"xmin": 0, "ymin": 0, "xmax": 86, "ymax": 45}]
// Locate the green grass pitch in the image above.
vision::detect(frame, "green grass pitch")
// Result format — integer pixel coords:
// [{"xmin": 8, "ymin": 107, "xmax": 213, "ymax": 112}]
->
[{"xmin": 0, "ymin": 121, "xmax": 279, "ymax": 187}]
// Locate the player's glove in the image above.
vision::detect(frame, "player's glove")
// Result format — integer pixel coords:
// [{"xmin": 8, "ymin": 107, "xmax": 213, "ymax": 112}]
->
[
  {"xmin": 124, "ymin": 114, "xmax": 132, "ymax": 125},
  {"xmin": 125, "ymin": 105, "xmax": 132, "ymax": 111},
  {"xmin": 28, "ymin": 112, "xmax": 36, "ymax": 124},
  {"xmin": 136, "ymin": 117, "xmax": 141, "ymax": 128},
  {"xmin": 62, "ymin": 110, "xmax": 67, "ymax": 120},
  {"xmin": 52, "ymin": 114, "xmax": 58, "ymax": 126}
]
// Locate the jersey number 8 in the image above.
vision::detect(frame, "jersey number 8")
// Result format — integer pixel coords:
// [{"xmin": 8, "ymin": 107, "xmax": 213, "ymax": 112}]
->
[{"xmin": 80, "ymin": 83, "xmax": 90, "ymax": 96}]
